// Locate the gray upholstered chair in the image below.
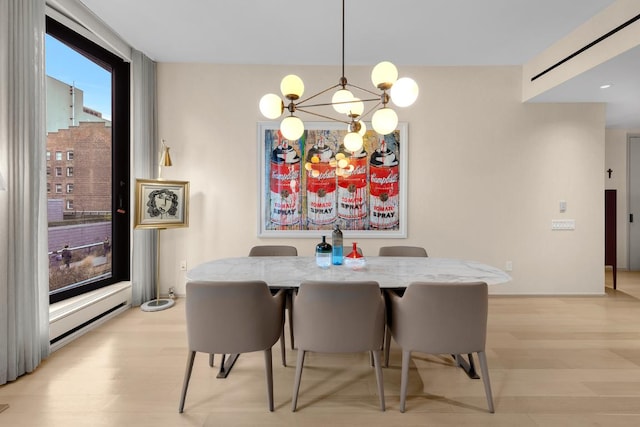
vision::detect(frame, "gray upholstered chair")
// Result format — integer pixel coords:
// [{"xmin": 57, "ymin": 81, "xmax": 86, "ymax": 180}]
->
[
  {"xmin": 249, "ymin": 245, "xmax": 297, "ymax": 355},
  {"xmin": 387, "ymin": 281, "xmax": 494, "ymax": 413},
  {"xmin": 248, "ymin": 245, "xmax": 298, "ymax": 257},
  {"xmin": 378, "ymin": 245, "xmax": 428, "ymax": 257},
  {"xmin": 179, "ymin": 280, "xmax": 285, "ymax": 413},
  {"xmin": 378, "ymin": 245, "xmax": 428, "ymax": 366},
  {"xmin": 291, "ymin": 281, "xmax": 386, "ymax": 412}
]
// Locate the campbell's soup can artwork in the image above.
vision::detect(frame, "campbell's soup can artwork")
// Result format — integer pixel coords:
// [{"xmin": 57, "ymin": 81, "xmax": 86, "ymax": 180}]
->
[
  {"xmin": 269, "ymin": 134, "xmax": 301, "ymax": 226},
  {"xmin": 337, "ymin": 144, "xmax": 368, "ymax": 225},
  {"xmin": 369, "ymin": 137, "xmax": 400, "ymax": 229},
  {"xmin": 305, "ymin": 134, "xmax": 337, "ymax": 225}
]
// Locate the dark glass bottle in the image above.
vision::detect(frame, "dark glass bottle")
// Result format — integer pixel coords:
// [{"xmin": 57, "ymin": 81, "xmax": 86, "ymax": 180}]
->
[
  {"xmin": 332, "ymin": 224, "xmax": 343, "ymax": 265},
  {"xmin": 315, "ymin": 235, "xmax": 332, "ymax": 268}
]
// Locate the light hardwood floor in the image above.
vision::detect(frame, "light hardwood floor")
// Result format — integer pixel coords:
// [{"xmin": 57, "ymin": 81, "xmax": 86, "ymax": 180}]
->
[{"xmin": 2, "ymin": 270, "xmax": 640, "ymax": 426}]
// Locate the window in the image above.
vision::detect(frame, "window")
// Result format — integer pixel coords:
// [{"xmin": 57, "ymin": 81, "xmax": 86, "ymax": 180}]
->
[
  {"xmin": 47, "ymin": 166, "xmax": 51, "ymax": 175},
  {"xmin": 46, "ymin": 17, "xmax": 130, "ymax": 304},
  {"xmin": 46, "ymin": 151, "xmax": 51, "ymax": 161},
  {"xmin": 47, "ymin": 183, "xmax": 51, "ymax": 193},
  {"xmin": 55, "ymin": 167, "xmax": 62, "ymax": 177}
]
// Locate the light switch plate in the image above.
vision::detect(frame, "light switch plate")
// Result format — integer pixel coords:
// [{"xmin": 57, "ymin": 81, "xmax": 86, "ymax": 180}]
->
[{"xmin": 559, "ymin": 200, "xmax": 567, "ymax": 212}]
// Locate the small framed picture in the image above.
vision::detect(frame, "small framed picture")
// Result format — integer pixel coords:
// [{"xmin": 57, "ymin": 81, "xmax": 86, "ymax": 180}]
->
[{"xmin": 134, "ymin": 179, "xmax": 190, "ymax": 229}]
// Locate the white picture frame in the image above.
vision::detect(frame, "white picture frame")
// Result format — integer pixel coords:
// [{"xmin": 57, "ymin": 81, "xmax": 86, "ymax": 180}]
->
[{"xmin": 257, "ymin": 121, "xmax": 408, "ymax": 238}]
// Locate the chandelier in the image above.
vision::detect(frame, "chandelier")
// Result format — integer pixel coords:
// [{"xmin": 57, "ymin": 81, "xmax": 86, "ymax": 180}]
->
[{"xmin": 259, "ymin": 0, "xmax": 418, "ymax": 152}]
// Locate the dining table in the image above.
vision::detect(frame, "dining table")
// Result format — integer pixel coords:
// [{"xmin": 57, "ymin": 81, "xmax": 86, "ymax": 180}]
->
[{"xmin": 186, "ymin": 256, "xmax": 511, "ymax": 378}]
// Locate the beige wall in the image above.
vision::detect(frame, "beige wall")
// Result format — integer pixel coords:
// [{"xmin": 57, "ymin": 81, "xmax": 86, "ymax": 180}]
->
[{"xmin": 155, "ymin": 63, "xmax": 606, "ymax": 296}]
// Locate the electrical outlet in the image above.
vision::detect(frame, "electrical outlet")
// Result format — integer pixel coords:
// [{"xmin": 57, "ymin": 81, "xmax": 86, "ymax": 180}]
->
[
  {"xmin": 179, "ymin": 260, "xmax": 187, "ymax": 271},
  {"xmin": 505, "ymin": 261, "xmax": 513, "ymax": 272}
]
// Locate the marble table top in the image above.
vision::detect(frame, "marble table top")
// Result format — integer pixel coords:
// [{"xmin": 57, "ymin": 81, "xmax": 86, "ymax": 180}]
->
[{"xmin": 187, "ymin": 256, "xmax": 511, "ymax": 288}]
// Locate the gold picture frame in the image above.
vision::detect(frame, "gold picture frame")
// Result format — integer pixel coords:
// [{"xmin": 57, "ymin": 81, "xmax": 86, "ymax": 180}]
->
[{"xmin": 134, "ymin": 179, "xmax": 190, "ymax": 229}]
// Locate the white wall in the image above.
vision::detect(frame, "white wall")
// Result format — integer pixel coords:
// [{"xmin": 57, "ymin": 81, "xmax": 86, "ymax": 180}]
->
[{"xmin": 156, "ymin": 63, "xmax": 606, "ymax": 296}]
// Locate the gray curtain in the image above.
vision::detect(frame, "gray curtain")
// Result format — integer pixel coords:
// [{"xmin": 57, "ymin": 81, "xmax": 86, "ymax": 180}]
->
[
  {"xmin": 131, "ymin": 49, "xmax": 158, "ymax": 306},
  {"xmin": 0, "ymin": 0, "xmax": 50, "ymax": 385}
]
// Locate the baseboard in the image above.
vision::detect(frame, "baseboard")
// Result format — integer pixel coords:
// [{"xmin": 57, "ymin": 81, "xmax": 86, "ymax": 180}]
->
[{"xmin": 49, "ymin": 282, "xmax": 132, "ymax": 352}]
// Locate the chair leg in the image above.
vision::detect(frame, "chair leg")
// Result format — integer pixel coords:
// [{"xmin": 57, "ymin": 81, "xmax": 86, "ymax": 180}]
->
[
  {"xmin": 399, "ymin": 350, "xmax": 411, "ymax": 413},
  {"xmin": 371, "ymin": 350, "xmax": 386, "ymax": 411},
  {"xmin": 383, "ymin": 325, "xmax": 391, "ymax": 367},
  {"xmin": 280, "ymin": 327, "xmax": 286, "ymax": 367},
  {"xmin": 264, "ymin": 349, "xmax": 275, "ymax": 412},
  {"xmin": 291, "ymin": 349, "xmax": 306, "ymax": 412},
  {"xmin": 179, "ymin": 351, "xmax": 196, "ymax": 413},
  {"xmin": 209, "ymin": 353, "xmax": 215, "ymax": 367},
  {"xmin": 477, "ymin": 351, "xmax": 495, "ymax": 413}
]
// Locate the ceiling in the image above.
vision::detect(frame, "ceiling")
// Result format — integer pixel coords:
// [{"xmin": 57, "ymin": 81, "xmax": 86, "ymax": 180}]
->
[{"xmin": 78, "ymin": 0, "xmax": 639, "ymax": 128}]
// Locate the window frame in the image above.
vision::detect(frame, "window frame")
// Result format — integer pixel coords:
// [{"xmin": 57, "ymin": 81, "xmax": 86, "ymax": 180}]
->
[{"xmin": 46, "ymin": 16, "xmax": 130, "ymax": 304}]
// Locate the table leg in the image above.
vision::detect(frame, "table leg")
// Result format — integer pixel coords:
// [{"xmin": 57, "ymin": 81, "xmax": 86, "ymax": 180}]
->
[
  {"xmin": 453, "ymin": 353, "xmax": 480, "ymax": 379},
  {"xmin": 216, "ymin": 354, "xmax": 240, "ymax": 378}
]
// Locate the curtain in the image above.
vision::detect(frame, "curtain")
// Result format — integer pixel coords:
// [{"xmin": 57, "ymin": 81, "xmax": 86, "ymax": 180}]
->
[
  {"xmin": 0, "ymin": 0, "xmax": 50, "ymax": 385},
  {"xmin": 131, "ymin": 49, "xmax": 158, "ymax": 306}
]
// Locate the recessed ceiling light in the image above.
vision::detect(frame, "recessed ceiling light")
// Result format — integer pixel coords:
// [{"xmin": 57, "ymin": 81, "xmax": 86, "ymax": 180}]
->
[{"xmin": 600, "ymin": 84, "xmax": 612, "ymax": 89}]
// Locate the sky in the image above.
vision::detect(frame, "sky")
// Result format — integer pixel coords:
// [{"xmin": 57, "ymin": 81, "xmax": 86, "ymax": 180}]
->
[{"xmin": 45, "ymin": 35, "xmax": 112, "ymax": 120}]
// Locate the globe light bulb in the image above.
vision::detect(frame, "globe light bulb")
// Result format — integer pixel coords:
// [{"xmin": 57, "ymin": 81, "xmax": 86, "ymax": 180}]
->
[
  {"xmin": 343, "ymin": 131, "xmax": 364, "ymax": 152},
  {"xmin": 371, "ymin": 108, "xmax": 398, "ymax": 135},
  {"xmin": 259, "ymin": 93, "xmax": 283, "ymax": 119},
  {"xmin": 280, "ymin": 74, "xmax": 304, "ymax": 100},
  {"xmin": 280, "ymin": 116, "xmax": 304, "ymax": 141},
  {"xmin": 390, "ymin": 77, "xmax": 419, "ymax": 107},
  {"xmin": 371, "ymin": 61, "xmax": 398, "ymax": 90},
  {"xmin": 332, "ymin": 89, "xmax": 354, "ymax": 114}
]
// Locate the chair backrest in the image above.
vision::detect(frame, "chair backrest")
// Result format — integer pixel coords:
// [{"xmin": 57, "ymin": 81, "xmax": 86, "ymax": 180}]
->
[
  {"xmin": 249, "ymin": 245, "xmax": 298, "ymax": 256},
  {"xmin": 389, "ymin": 281, "xmax": 487, "ymax": 355},
  {"xmin": 293, "ymin": 281, "xmax": 385, "ymax": 353},
  {"xmin": 185, "ymin": 280, "xmax": 284, "ymax": 355},
  {"xmin": 378, "ymin": 246, "xmax": 428, "ymax": 257}
]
